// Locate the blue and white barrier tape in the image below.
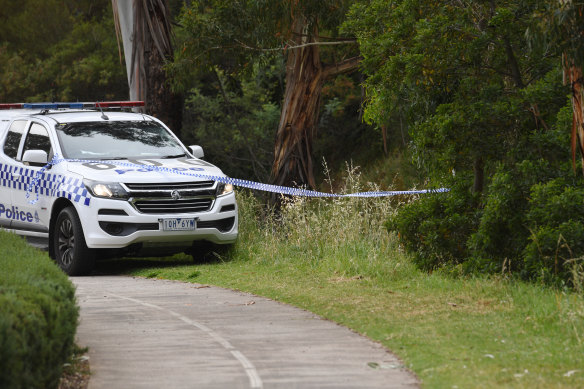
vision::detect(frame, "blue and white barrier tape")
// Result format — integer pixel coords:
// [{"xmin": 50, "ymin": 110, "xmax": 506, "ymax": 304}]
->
[{"xmin": 26, "ymin": 154, "xmax": 449, "ymax": 204}]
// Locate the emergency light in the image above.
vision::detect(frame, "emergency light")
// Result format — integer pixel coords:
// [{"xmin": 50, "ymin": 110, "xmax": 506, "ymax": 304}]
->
[{"xmin": 0, "ymin": 101, "xmax": 145, "ymax": 110}]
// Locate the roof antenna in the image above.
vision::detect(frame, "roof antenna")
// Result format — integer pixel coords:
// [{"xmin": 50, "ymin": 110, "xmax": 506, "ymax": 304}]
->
[{"xmin": 97, "ymin": 102, "xmax": 109, "ymax": 120}]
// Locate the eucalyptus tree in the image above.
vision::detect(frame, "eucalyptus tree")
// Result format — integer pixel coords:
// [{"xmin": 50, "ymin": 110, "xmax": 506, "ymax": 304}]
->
[
  {"xmin": 112, "ymin": 0, "xmax": 182, "ymax": 134},
  {"xmin": 173, "ymin": 0, "xmax": 361, "ymax": 189}
]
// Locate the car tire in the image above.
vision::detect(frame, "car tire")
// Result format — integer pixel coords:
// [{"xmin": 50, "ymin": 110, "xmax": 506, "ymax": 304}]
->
[{"xmin": 53, "ymin": 206, "xmax": 95, "ymax": 276}]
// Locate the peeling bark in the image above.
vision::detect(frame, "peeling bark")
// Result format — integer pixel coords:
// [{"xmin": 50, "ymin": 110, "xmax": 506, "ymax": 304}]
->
[
  {"xmin": 271, "ymin": 17, "xmax": 323, "ymax": 189},
  {"xmin": 565, "ymin": 60, "xmax": 584, "ymax": 173},
  {"xmin": 271, "ymin": 18, "xmax": 360, "ymax": 189},
  {"xmin": 112, "ymin": 0, "xmax": 182, "ymax": 136}
]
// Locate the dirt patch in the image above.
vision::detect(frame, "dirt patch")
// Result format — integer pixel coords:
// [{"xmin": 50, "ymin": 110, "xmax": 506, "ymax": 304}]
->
[{"xmin": 59, "ymin": 349, "xmax": 90, "ymax": 389}]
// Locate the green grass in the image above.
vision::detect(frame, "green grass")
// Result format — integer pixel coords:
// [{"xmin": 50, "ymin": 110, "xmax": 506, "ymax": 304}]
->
[{"xmin": 100, "ymin": 182, "xmax": 584, "ymax": 388}]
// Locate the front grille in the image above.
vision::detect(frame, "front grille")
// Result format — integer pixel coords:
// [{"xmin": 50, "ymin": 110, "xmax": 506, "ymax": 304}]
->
[
  {"xmin": 125, "ymin": 181, "xmax": 215, "ymax": 190},
  {"xmin": 133, "ymin": 198, "xmax": 213, "ymax": 214},
  {"xmin": 129, "ymin": 189, "xmax": 216, "ymax": 198},
  {"xmin": 124, "ymin": 180, "xmax": 217, "ymax": 215}
]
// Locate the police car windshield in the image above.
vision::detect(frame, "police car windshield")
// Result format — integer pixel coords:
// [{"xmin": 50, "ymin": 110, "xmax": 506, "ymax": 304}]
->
[{"xmin": 56, "ymin": 121, "xmax": 185, "ymax": 160}]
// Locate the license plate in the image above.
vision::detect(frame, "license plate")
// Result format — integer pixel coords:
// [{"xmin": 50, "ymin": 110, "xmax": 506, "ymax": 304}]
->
[{"xmin": 161, "ymin": 218, "xmax": 196, "ymax": 231}]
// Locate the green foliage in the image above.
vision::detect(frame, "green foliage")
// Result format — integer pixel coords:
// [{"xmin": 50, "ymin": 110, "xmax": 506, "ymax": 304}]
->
[
  {"xmin": 386, "ymin": 181, "xmax": 479, "ymax": 270},
  {"xmin": 0, "ymin": 44, "xmax": 33, "ymax": 101},
  {"xmin": 528, "ymin": 1, "xmax": 584, "ymax": 68},
  {"xmin": 348, "ymin": 0, "xmax": 583, "ymax": 288},
  {"xmin": 0, "ymin": 0, "xmax": 74, "ymax": 58},
  {"xmin": 0, "ymin": 1, "xmax": 126, "ymax": 102},
  {"xmin": 467, "ymin": 159, "xmax": 555, "ymax": 273},
  {"xmin": 467, "ymin": 102, "xmax": 582, "ymax": 281},
  {"xmin": 399, "ymin": 99, "xmax": 584, "ymax": 286},
  {"xmin": 30, "ymin": 14, "xmax": 128, "ymax": 102},
  {"xmin": 345, "ymin": 0, "xmax": 559, "ymax": 180},
  {"xmin": 182, "ymin": 66, "xmax": 280, "ymax": 181},
  {"xmin": 172, "ymin": 0, "xmax": 357, "ymax": 86},
  {"xmin": 523, "ymin": 178, "xmax": 584, "ymax": 286},
  {"xmin": 315, "ymin": 74, "xmax": 382, "ymax": 179},
  {"xmin": 0, "ymin": 231, "xmax": 78, "ymax": 389},
  {"xmin": 174, "ymin": 0, "xmax": 375, "ymax": 184}
]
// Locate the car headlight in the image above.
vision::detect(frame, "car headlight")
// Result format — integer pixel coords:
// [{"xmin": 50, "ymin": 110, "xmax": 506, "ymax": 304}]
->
[
  {"xmin": 216, "ymin": 182, "xmax": 234, "ymax": 197},
  {"xmin": 84, "ymin": 180, "xmax": 129, "ymax": 200}
]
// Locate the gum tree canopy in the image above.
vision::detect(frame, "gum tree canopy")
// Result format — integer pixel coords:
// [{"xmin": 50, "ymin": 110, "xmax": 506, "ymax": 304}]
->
[{"xmin": 173, "ymin": 0, "xmax": 361, "ymax": 189}]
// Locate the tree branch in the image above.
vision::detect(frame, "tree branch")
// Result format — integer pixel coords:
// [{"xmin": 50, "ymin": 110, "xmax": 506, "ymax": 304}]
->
[
  {"xmin": 234, "ymin": 39, "xmax": 357, "ymax": 52},
  {"xmin": 322, "ymin": 56, "xmax": 362, "ymax": 79}
]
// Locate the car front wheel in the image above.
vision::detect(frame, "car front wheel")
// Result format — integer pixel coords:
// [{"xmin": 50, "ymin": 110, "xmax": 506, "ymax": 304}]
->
[{"xmin": 53, "ymin": 206, "xmax": 95, "ymax": 276}]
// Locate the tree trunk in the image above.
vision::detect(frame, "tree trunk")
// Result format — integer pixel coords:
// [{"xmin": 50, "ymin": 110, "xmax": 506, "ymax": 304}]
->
[
  {"xmin": 144, "ymin": 37, "xmax": 183, "ymax": 136},
  {"xmin": 565, "ymin": 57, "xmax": 584, "ymax": 174},
  {"xmin": 271, "ymin": 17, "xmax": 322, "ymax": 189},
  {"xmin": 473, "ymin": 157, "xmax": 484, "ymax": 193},
  {"xmin": 113, "ymin": 0, "xmax": 182, "ymax": 136}
]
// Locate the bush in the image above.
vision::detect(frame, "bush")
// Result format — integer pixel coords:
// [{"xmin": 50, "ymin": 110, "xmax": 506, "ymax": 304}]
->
[
  {"xmin": 466, "ymin": 159, "xmax": 556, "ymax": 274},
  {"xmin": 523, "ymin": 221, "xmax": 584, "ymax": 287},
  {"xmin": 386, "ymin": 181, "xmax": 480, "ymax": 270},
  {"xmin": 0, "ymin": 231, "xmax": 78, "ymax": 389},
  {"xmin": 387, "ymin": 95, "xmax": 584, "ymax": 289},
  {"xmin": 522, "ymin": 178, "xmax": 584, "ymax": 286}
]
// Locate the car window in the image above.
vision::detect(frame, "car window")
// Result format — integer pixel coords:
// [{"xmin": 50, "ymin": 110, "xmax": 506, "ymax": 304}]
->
[
  {"xmin": 55, "ymin": 121, "xmax": 185, "ymax": 159},
  {"xmin": 23, "ymin": 122, "xmax": 52, "ymax": 156},
  {"xmin": 3, "ymin": 120, "xmax": 27, "ymax": 159}
]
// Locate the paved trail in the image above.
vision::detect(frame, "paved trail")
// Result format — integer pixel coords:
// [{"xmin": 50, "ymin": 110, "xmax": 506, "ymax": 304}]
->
[{"xmin": 72, "ymin": 276, "xmax": 419, "ymax": 389}]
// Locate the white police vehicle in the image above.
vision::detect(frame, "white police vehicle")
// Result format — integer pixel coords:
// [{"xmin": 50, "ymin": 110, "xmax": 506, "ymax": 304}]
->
[{"xmin": 0, "ymin": 101, "xmax": 237, "ymax": 275}]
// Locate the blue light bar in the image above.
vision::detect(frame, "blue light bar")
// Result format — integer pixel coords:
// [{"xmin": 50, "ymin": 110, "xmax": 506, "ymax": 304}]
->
[{"xmin": 23, "ymin": 103, "xmax": 84, "ymax": 109}]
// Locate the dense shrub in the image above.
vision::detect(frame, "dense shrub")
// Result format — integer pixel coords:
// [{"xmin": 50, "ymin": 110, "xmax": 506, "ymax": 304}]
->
[
  {"xmin": 0, "ymin": 231, "xmax": 78, "ymax": 389},
  {"xmin": 386, "ymin": 181, "xmax": 480, "ymax": 270},
  {"xmin": 466, "ymin": 159, "xmax": 559, "ymax": 274},
  {"xmin": 389, "ymin": 102, "xmax": 584, "ymax": 287},
  {"xmin": 522, "ymin": 178, "xmax": 584, "ymax": 286}
]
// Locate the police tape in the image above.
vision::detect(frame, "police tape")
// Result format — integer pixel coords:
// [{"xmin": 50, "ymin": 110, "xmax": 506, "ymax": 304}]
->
[{"xmin": 25, "ymin": 155, "xmax": 449, "ymax": 205}]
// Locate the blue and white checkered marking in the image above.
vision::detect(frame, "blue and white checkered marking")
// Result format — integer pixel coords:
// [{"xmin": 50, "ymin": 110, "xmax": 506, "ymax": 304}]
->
[
  {"xmin": 56, "ymin": 176, "xmax": 91, "ymax": 206},
  {"xmin": 0, "ymin": 162, "xmax": 91, "ymax": 206},
  {"xmin": 22, "ymin": 155, "xmax": 449, "ymax": 205}
]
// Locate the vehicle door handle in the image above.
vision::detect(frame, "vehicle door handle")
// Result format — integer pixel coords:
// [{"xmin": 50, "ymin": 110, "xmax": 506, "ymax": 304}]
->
[{"xmin": 11, "ymin": 172, "xmax": 22, "ymax": 183}]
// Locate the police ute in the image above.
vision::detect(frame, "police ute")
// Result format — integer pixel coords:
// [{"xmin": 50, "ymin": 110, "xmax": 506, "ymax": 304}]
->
[{"xmin": 0, "ymin": 101, "xmax": 237, "ymax": 275}]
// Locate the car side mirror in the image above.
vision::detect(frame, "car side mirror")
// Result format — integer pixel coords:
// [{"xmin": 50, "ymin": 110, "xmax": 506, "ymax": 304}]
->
[
  {"xmin": 22, "ymin": 150, "xmax": 48, "ymax": 166},
  {"xmin": 189, "ymin": 145, "xmax": 204, "ymax": 159}
]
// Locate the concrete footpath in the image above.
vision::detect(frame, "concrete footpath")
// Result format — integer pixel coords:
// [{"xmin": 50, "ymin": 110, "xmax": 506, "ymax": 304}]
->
[{"xmin": 72, "ymin": 276, "xmax": 419, "ymax": 389}]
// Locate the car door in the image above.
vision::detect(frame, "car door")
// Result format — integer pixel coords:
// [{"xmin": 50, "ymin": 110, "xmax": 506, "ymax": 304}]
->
[
  {"xmin": 10, "ymin": 121, "xmax": 54, "ymax": 233},
  {"xmin": 0, "ymin": 119, "xmax": 28, "ymax": 230}
]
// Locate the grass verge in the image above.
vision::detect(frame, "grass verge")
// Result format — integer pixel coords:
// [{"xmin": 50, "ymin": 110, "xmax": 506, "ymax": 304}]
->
[{"xmin": 102, "ymin": 182, "xmax": 584, "ymax": 388}]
